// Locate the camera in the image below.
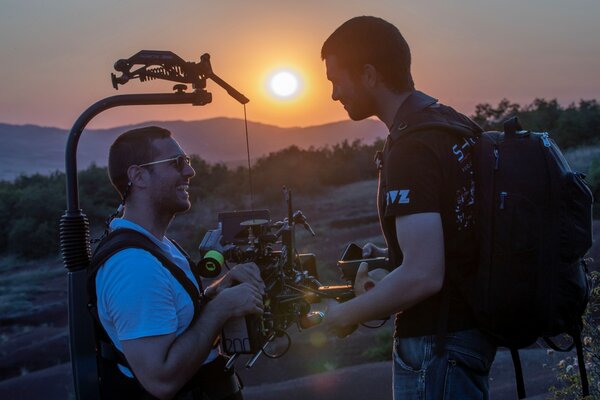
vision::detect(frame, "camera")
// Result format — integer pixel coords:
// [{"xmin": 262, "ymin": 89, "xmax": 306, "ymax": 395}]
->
[{"xmin": 197, "ymin": 204, "xmax": 355, "ymax": 368}]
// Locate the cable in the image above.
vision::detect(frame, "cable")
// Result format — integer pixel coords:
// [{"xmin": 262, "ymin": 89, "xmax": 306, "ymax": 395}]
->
[
  {"xmin": 243, "ymin": 104, "xmax": 254, "ymax": 211},
  {"xmin": 263, "ymin": 329, "xmax": 291, "ymax": 358},
  {"xmin": 91, "ymin": 182, "xmax": 131, "ymax": 244},
  {"xmin": 361, "ymin": 318, "xmax": 389, "ymax": 329}
]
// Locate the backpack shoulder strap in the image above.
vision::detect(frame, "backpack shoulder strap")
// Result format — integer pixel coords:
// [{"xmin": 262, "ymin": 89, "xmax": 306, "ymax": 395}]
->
[{"xmin": 389, "ymin": 101, "xmax": 482, "ymax": 144}]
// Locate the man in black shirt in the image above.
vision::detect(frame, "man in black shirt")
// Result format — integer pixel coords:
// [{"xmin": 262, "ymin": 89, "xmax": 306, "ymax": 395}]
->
[{"xmin": 321, "ymin": 16, "xmax": 497, "ymax": 399}]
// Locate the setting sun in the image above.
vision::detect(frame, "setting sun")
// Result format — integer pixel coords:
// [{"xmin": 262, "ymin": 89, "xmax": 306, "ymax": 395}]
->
[{"xmin": 268, "ymin": 70, "xmax": 300, "ymax": 99}]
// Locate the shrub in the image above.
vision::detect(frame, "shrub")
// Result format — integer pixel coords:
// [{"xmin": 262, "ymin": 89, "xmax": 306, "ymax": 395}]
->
[
  {"xmin": 0, "ymin": 141, "xmax": 384, "ymax": 260},
  {"xmin": 549, "ymin": 271, "xmax": 600, "ymax": 399},
  {"xmin": 588, "ymin": 157, "xmax": 600, "ymax": 219},
  {"xmin": 472, "ymin": 98, "xmax": 600, "ymax": 149}
]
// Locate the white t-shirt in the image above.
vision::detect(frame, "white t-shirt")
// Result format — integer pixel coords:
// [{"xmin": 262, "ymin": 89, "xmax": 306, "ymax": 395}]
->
[{"xmin": 96, "ymin": 218, "xmax": 218, "ymax": 377}]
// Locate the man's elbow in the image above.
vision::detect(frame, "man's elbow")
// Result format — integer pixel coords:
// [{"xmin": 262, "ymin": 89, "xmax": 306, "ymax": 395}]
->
[
  {"xmin": 421, "ymin": 268, "xmax": 444, "ymax": 298},
  {"xmin": 430, "ymin": 275, "xmax": 444, "ymax": 295},
  {"xmin": 140, "ymin": 377, "xmax": 180, "ymax": 400}
]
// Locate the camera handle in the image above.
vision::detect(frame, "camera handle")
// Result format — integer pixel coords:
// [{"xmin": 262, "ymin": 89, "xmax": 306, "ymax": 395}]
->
[{"xmin": 293, "ymin": 210, "xmax": 316, "ymax": 236}]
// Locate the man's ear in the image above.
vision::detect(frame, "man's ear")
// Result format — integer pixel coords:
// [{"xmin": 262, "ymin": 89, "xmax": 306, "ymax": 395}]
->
[
  {"xmin": 127, "ymin": 165, "xmax": 149, "ymax": 189},
  {"xmin": 361, "ymin": 64, "xmax": 378, "ymax": 88}
]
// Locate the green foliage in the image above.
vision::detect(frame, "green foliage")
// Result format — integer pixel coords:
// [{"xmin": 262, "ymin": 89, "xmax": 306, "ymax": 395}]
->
[
  {"xmin": 251, "ymin": 139, "xmax": 383, "ymax": 201},
  {"xmin": 0, "ymin": 105, "xmax": 597, "ymax": 261},
  {"xmin": 78, "ymin": 164, "xmax": 119, "ymax": 221},
  {"xmin": 0, "ymin": 140, "xmax": 383, "ymax": 260},
  {"xmin": 472, "ymin": 98, "xmax": 522, "ymax": 129},
  {"xmin": 362, "ymin": 325, "xmax": 393, "ymax": 361},
  {"xmin": 588, "ymin": 157, "xmax": 600, "ymax": 219},
  {"xmin": 0, "ymin": 166, "xmax": 118, "ymax": 259},
  {"xmin": 549, "ymin": 271, "xmax": 600, "ymax": 399},
  {"xmin": 187, "ymin": 156, "xmax": 246, "ymax": 203},
  {"xmin": 472, "ymin": 98, "xmax": 600, "ymax": 150},
  {"xmin": 0, "ymin": 172, "xmax": 65, "ymax": 258}
]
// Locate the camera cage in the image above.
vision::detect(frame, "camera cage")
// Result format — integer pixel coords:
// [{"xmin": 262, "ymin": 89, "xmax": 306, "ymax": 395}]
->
[{"xmin": 198, "ymin": 192, "xmax": 356, "ymax": 369}]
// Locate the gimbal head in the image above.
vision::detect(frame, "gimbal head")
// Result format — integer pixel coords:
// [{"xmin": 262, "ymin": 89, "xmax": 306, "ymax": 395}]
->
[{"xmin": 111, "ymin": 50, "xmax": 249, "ymax": 104}]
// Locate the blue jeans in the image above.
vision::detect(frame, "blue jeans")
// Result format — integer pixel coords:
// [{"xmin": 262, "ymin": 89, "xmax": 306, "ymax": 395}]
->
[{"xmin": 393, "ymin": 329, "xmax": 497, "ymax": 400}]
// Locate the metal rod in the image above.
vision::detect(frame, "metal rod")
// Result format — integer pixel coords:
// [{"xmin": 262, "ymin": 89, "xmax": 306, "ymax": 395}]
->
[
  {"xmin": 245, "ymin": 333, "xmax": 276, "ymax": 368},
  {"xmin": 224, "ymin": 353, "xmax": 239, "ymax": 371},
  {"xmin": 65, "ymin": 91, "xmax": 210, "ymax": 212},
  {"xmin": 210, "ymin": 72, "xmax": 249, "ymax": 104}
]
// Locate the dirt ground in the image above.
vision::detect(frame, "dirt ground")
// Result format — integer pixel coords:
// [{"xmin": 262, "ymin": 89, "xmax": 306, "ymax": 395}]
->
[{"xmin": 0, "ymin": 347, "xmax": 562, "ymax": 399}]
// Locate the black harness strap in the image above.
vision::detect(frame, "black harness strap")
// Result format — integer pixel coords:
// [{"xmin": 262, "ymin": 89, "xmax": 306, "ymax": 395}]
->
[
  {"xmin": 574, "ymin": 330, "xmax": 591, "ymax": 397},
  {"xmin": 544, "ymin": 325, "xmax": 590, "ymax": 398},
  {"xmin": 87, "ymin": 228, "xmax": 243, "ymax": 399},
  {"xmin": 87, "ymin": 228, "xmax": 203, "ymax": 375},
  {"xmin": 509, "ymin": 348, "xmax": 527, "ymax": 399}
]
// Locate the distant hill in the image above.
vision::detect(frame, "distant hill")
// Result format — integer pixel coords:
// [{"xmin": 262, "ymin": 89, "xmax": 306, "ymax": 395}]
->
[{"xmin": 0, "ymin": 118, "xmax": 387, "ymax": 181}]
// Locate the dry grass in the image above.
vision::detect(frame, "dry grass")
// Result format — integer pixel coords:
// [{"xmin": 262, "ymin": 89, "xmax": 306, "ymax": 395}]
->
[{"xmin": 0, "ymin": 257, "xmax": 63, "ymax": 319}]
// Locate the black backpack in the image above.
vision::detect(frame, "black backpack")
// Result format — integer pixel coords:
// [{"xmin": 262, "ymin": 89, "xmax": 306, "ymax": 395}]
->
[
  {"xmin": 390, "ymin": 92, "xmax": 594, "ymax": 399},
  {"xmin": 470, "ymin": 117, "xmax": 593, "ymax": 398}
]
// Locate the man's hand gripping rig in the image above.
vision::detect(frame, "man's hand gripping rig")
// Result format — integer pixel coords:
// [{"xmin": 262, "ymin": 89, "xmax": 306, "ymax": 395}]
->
[{"xmin": 198, "ymin": 188, "xmax": 355, "ymax": 369}]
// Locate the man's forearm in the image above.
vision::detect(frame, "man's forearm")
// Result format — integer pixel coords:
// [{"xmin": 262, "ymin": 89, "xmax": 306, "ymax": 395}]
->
[
  {"xmin": 331, "ymin": 263, "xmax": 443, "ymax": 327},
  {"xmin": 123, "ymin": 303, "xmax": 227, "ymax": 399},
  {"xmin": 123, "ymin": 282, "xmax": 262, "ymax": 399},
  {"xmin": 136, "ymin": 302, "xmax": 228, "ymax": 399}
]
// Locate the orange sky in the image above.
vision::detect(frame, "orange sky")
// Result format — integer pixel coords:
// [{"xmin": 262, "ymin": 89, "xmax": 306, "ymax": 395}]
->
[{"xmin": 0, "ymin": 0, "xmax": 598, "ymax": 129}]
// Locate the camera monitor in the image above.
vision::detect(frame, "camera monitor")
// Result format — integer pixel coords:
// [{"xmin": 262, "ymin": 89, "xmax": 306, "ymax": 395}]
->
[{"xmin": 218, "ymin": 209, "xmax": 271, "ymax": 243}]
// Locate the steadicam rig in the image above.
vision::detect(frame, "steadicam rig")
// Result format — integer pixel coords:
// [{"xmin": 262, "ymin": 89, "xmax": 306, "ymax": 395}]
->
[
  {"xmin": 111, "ymin": 50, "xmax": 249, "ymax": 104},
  {"xmin": 61, "ymin": 50, "xmax": 253, "ymax": 400}
]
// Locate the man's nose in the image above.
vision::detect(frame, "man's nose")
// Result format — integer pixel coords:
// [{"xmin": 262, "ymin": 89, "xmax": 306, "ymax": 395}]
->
[
  {"xmin": 331, "ymin": 86, "xmax": 340, "ymax": 101},
  {"xmin": 183, "ymin": 163, "xmax": 195, "ymax": 178}
]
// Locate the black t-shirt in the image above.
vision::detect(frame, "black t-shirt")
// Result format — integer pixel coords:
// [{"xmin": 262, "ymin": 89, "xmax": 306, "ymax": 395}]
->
[{"xmin": 377, "ymin": 91, "xmax": 481, "ymax": 338}]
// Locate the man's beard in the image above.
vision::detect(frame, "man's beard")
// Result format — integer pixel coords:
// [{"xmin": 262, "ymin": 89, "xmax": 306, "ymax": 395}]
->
[
  {"xmin": 344, "ymin": 86, "xmax": 376, "ymax": 121},
  {"xmin": 153, "ymin": 187, "xmax": 191, "ymax": 216}
]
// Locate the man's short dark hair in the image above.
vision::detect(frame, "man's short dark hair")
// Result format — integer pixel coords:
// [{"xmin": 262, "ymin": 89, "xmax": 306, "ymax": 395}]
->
[
  {"xmin": 321, "ymin": 16, "xmax": 414, "ymax": 93},
  {"xmin": 108, "ymin": 126, "xmax": 171, "ymax": 198}
]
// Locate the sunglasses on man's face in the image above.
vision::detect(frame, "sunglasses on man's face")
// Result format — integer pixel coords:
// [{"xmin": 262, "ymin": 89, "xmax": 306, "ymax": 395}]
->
[{"xmin": 138, "ymin": 155, "xmax": 191, "ymax": 172}]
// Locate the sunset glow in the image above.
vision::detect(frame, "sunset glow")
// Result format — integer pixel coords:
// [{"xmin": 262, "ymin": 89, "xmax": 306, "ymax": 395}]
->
[
  {"xmin": 0, "ymin": 2, "xmax": 598, "ymax": 130},
  {"xmin": 269, "ymin": 70, "xmax": 300, "ymax": 99}
]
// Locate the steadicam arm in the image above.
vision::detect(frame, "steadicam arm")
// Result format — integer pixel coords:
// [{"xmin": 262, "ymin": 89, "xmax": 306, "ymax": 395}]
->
[{"xmin": 111, "ymin": 50, "xmax": 249, "ymax": 104}]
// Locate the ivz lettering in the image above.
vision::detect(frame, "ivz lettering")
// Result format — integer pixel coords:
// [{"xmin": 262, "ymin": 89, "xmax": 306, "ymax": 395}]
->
[{"xmin": 387, "ymin": 189, "xmax": 411, "ymax": 205}]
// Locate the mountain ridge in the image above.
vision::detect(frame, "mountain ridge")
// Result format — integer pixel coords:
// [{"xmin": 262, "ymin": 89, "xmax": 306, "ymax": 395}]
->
[{"xmin": 0, "ymin": 118, "xmax": 387, "ymax": 181}]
